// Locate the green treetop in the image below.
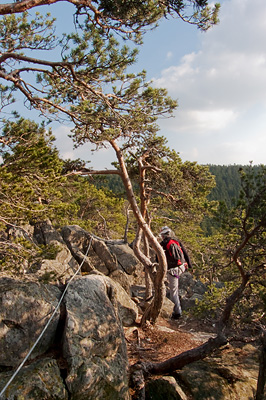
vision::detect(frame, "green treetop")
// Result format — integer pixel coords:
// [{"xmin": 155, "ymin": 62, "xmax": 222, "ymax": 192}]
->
[{"xmin": 0, "ymin": 1, "xmax": 220, "ymax": 42}]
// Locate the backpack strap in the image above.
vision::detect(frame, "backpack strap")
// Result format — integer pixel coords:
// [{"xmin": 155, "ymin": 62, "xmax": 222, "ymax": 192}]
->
[{"xmin": 166, "ymin": 239, "xmax": 185, "ymax": 266}]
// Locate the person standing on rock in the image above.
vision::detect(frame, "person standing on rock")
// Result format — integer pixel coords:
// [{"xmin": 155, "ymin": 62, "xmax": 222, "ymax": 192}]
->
[{"xmin": 159, "ymin": 226, "xmax": 193, "ymax": 320}]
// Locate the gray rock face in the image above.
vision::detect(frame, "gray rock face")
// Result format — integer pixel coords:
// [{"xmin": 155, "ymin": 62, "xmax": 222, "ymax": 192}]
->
[
  {"xmin": 179, "ymin": 272, "xmax": 207, "ymax": 311},
  {"xmin": 61, "ymin": 225, "xmax": 118, "ymax": 275},
  {"xmin": 177, "ymin": 343, "xmax": 259, "ymax": 400},
  {"xmin": 107, "ymin": 243, "xmax": 138, "ymax": 275},
  {"xmin": 0, "ymin": 223, "xmax": 143, "ymax": 399},
  {"xmin": 32, "ymin": 241, "xmax": 80, "ymax": 284},
  {"xmin": 29, "ymin": 220, "xmax": 80, "ymax": 284},
  {"xmin": 0, "ymin": 278, "xmax": 61, "ymax": 367},
  {"xmin": 0, "ymin": 274, "xmax": 137, "ymax": 399},
  {"xmin": 109, "ymin": 269, "xmax": 131, "ymax": 294},
  {"xmin": 62, "ymin": 275, "xmax": 131, "ymax": 399},
  {"xmin": 0, "ymin": 358, "xmax": 68, "ymax": 400},
  {"xmin": 61, "ymin": 225, "xmax": 91, "ymax": 252},
  {"xmin": 146, "ymin": 376, "xmax": 188, "ymax": 400},
  {"xmin": 33, "ymin": 219, "xmax": 65, "ymax": 245}
]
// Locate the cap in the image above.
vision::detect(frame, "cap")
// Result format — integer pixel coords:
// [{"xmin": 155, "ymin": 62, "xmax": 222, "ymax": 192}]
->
[{"xmin": 160, "ymin": 226, "xmax": 171, "ymax": 235}]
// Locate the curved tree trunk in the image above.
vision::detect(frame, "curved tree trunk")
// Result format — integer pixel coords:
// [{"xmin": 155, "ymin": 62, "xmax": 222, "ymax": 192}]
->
[
  {"xmin": 144, "ymin": 266, "xmax": 153, "ymax": 300},
  {"xmin": 133, "ymin": 227, "xmax": 154, "ymax": 299},
  {"xmin": 136, "ymin": 151, "xmax": 155, "ymax": 301},
  {"xmin": 110, "ymin": 139, "xmax": 167, "ymax": 324}
]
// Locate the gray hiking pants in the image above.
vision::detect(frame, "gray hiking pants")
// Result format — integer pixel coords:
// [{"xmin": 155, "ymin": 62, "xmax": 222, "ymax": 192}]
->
[{"xmin": 167, "ymin": 264, "xmax": 187, "ymax": 316}]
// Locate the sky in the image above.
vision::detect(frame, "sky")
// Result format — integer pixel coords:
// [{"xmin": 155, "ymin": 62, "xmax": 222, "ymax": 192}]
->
[
  {"xmin": 2, "ymin": 0, "xmax": 266, "ymax": 168},
  {"xmin": 147, "ymin": 0, "xmax": 266, "ymax": 167}
]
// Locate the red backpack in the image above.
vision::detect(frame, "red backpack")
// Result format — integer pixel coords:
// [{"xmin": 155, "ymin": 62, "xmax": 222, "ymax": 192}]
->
[{"xmin": 166, "ymin": 239, "xmax": 186, "ymax": 266}]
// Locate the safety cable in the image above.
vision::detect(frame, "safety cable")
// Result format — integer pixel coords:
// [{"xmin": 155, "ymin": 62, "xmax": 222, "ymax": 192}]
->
[{"xmin": 0, "ymin": 236, "xmax": 93, "ymax": 399}]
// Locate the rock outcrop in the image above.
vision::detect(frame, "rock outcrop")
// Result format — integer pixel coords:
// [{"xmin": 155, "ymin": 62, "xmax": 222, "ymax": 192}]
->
[
  {"xmin": 63, "ymin": 275, "xmax": 131, "ymax": 399},
  {"xmin": 9, "ymin": 221, "xmax": 145, "ymax": 288},
  {"xmin": 0, "ymin": 358, "xmax": 68, "ymax": 400},
  {"xmin": 179, "ymin": 271, "xmax": 207, "ymax": 311},
  {"xmin": 0, "ymin": 278, "xmax": 61, "ymax": 366},
  {"xmin": 0, "ymin": 222, "xmax": 262, "ymax": 399},
  {"xmin": 0, "ymin": 275, "xmax": 137, "ymax": 399},
  {"xmin": 145, "ymin": 343, "xmax": 259, "ymax": 400}
]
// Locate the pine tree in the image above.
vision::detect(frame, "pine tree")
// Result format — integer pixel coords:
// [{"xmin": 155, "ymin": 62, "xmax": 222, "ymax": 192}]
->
[{"xmin": 0, "ymin": 117, "xmax": 66, "ymax": 226}]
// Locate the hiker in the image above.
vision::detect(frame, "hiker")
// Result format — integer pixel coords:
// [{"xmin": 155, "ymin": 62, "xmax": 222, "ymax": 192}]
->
[{"xmin": 159, "ymin": 226, "xmax": 193, "ymax": 320}]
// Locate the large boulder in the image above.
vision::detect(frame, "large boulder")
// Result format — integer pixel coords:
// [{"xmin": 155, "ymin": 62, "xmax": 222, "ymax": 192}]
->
[
  {"xmin": 0, "ymin": 358, "xmax": 68, "ymax": 400},
  {"xmin": 61, "ymin": 225, "xmax": 118, "ymax": 275},
  {"xmin": 30, "ymin": 241, "xmax": 80, "ymax": 284},
  {"xmin": 179, "ymin": 272, "xmax": 207, "ymax": 312},
  {"xmin": 109, "ymin": 269, "xmax": 132, "ymax": 294},
  {"xmin": 146, "ymin": 376, "xmax": 188, "ymax": 400},
  {"xmin": 33, "ymin": 219, "xmax": 65, "ymax": 245},
  {"xmin": 30, "ymin": 220, "xmax": 80, "ymax": 284},
  {"xmin": 177, "ymin": 343, "xmax": 259, "ymax": 399},
  {"xmin": 0, "ymin": 278, "xmax": 61, "ymax": 366},
  {"xmin": 61, "ymin": 225, "xmax": 91, "ymax": 251},
  {"xmin": 0, "ymin": 274, "xmax": 138, "ymax": 399},
  {"xmin": 107, "ymin": 243, "xmax": 139, "ymax": 275},
  {"xmin": 62, "ymin": 275, "xmax": 133, "ymax": 399},
  {"xmin": 108, "ymin": 242, "xmax": 145, "ymax": 286},
  {"xmin": 86, "ymin": 271, "xmax": 139, "ymax": 326}
]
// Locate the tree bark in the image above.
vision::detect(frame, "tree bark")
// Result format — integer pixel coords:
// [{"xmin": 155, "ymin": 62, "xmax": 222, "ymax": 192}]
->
[
  {"xmin": 0, "ymin": 0, "xmax": 95, "ymax": 15},
  {"xmin": 132, "ymin": 228, "xmax": 154, "ymax": 299},
  {"xmin": 138, "ymin": 154, "xmax": 154, "ymax": 301},
  {"xmin": 141, "ymin": 333, "xmax": 227, "ymax": 376},
  {"xmin": 110, "ymin": 139, "xmax": 167, "ymax": 325}
]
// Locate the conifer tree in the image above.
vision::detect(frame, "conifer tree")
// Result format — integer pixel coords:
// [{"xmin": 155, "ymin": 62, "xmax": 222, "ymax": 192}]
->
[
  {"xmin": 0, "ymin": 1, "xmax": 220, "ymax": 41},
  {"xmin": 0, "ymin": 117, "xmax": 66, "ymax": 226},
  {"xmin": 0, "ymin": 3, "xmax": 219, "ymax": 323}
]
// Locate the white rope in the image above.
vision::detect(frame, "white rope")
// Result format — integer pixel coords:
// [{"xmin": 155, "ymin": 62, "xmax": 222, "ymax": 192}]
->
[{"xmin": 0, "ymin": 237, "xmax": 93, "ymax": 399}]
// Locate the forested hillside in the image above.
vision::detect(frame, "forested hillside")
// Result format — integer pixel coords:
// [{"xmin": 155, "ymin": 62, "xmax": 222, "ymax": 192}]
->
[
  {"xmin": 95, "ymin": 164, "xmax": 244, "ymax": 206},
  {"xmin": 207, "ymin": 164, "xmax": 242, "ymax": 206}
]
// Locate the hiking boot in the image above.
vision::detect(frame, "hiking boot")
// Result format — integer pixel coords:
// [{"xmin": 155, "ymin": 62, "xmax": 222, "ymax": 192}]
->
[{"xmin": 171, "ymin": 313, "xmax": 181, "ymax": 320}]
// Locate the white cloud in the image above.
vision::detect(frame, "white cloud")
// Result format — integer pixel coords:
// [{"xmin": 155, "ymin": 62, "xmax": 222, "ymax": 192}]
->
[
  {"xmin": 179, "ymin": 109, "xmax": 238, "ymax": 132},
  {"xmin": 179, "ymin": 137, "xmax": 263, "ymax": 166},
  {"xmin": 152, "ymin": 0, "xmax": 266, "ymax": 164}
]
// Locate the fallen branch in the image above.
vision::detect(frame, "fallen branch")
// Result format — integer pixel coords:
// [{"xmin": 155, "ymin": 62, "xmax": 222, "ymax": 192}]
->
[{"xmin": 130, "ymin": 269, "xmax": 251, "ymax": 399}]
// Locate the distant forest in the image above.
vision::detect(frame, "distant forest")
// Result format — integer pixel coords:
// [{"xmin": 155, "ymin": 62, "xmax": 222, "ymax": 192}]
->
[
  {"xmin": 95, "ymin": 164, "xmax": 245, "ymax": 206},
  {"xmin": 207, "ymin": 164, "xmax": 242, "ymax": 206}
]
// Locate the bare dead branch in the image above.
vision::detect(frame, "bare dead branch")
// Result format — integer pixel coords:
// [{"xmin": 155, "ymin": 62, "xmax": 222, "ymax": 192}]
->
[
  {"xmin": 96, "ymin": 209, "xmax": 109, "ymax": 240},
  {"xmin": 146, "ymin": 187, "xmax": 182, "ymax": 204},
  {"xmin": 79, "ymin": 168, "xmax": 121, "ymax": 176}
]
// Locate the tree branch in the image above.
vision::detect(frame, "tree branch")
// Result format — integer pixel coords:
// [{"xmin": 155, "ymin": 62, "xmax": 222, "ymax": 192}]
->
[{"xmin": 0, "ymin": 0, "xmax": 92, "ymax": 15}]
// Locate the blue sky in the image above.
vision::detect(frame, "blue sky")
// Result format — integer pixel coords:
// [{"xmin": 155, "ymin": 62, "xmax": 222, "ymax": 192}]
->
[
  {"xmin": 149, "ymin": 0, "xmax": 266, "ymax": 167},
  {"xmin": 2, "ymin": 0, "xmax": 266, "ymax": 168},
  {"xmin": 53, "ymin": 0, "xmax": 266, "ymax": 168}
]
